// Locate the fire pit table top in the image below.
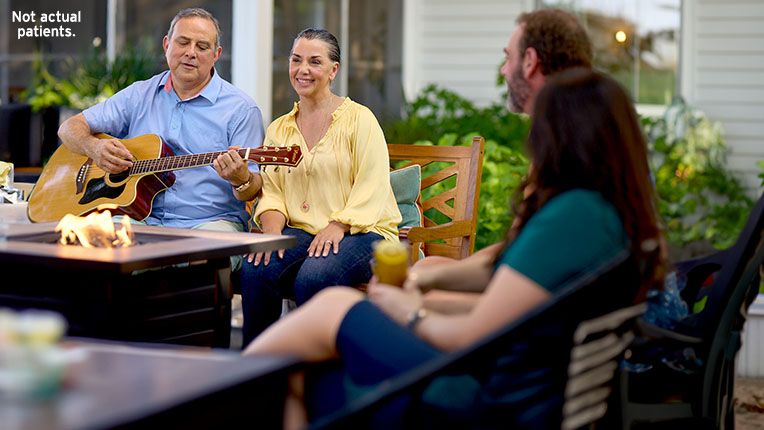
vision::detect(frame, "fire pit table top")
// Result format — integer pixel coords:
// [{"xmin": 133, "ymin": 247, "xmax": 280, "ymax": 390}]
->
[{"xmin": 0, "ymin": 222, "xmax": 296, "ymax": 274}]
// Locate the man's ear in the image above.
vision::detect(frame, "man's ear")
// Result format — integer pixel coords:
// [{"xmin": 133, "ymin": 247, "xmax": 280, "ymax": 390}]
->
[
  {"xmin": 163, "ymin": 36, "xmax": 169, "ymax": 53},
  {"xmin": 213, "ymin": 46, "xmax": 222, "ymax": 63},
  {"xmin": 523, "ymin": 47, "xmax": 540, "ymax": 80}
]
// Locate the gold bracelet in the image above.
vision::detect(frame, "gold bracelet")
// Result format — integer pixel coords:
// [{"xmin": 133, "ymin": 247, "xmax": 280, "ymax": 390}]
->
[{"xmin": 233, "ymin": 174, "xmax": 252, "ymax": 192}]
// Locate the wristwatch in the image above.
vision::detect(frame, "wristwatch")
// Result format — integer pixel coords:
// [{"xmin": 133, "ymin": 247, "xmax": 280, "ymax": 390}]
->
[
  {"xmin": 406, "ymin": 308, "xmax": 428, "ymax": 330},
  {"xmin": 233, "ymin": 174, "xmax": 252, "ymax": 192}
]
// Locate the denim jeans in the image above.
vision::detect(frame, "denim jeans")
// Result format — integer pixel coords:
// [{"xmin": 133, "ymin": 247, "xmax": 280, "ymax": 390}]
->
[{"xmin": 239, "ymin": 227, "xmax": 383, "ymax": 346}]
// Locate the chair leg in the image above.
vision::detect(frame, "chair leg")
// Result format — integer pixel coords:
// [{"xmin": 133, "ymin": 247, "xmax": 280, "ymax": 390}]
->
[{"xmin": 281, "ymin": 298, "xmax": 297, "ymax": 317}]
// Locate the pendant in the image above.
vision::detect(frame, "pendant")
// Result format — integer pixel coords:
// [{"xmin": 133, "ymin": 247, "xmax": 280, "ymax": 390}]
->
[{"xmin": 301, "ymin": 201, "xmax": 310, "ymax": 212}]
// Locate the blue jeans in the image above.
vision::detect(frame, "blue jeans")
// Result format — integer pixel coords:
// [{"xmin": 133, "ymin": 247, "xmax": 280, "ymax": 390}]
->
[{"xmin": 239, "ymin": 227, "xmax": 383, "ymax": 346}]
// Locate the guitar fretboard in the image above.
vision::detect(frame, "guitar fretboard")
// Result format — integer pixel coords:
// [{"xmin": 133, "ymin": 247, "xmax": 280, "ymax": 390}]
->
[{"xmin": 129, "ymin": 150, "xmax": 237, "ymax": 175}]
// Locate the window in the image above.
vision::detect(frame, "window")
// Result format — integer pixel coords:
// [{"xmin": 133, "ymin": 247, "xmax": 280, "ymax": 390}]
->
[
  {"xmin": 540, "ymin": 0, "xmax": 681, "ymax": 106},
  {"xmin": 0, "ymin": 0, "xmax": 234, "ymax": 104},
  {"xmin": 2, "ymin": 0, "xmax": 106, "ymax": 103},
  {"xmin": 118, "ymin": 0, "xmax": 233, "ymax": 79},
  {"xmin": 272, "ymin": 0, "xmax": 342, "ymax": 120},
  {"xmin": 346, "ymin": 0, "xmax": 403, "ymax": 121},
  {"xmin": 271, "ymin": 0, "xmax": 403, "ymax": 122}
]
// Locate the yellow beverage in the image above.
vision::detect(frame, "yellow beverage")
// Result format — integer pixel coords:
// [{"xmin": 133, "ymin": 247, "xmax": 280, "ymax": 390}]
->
[{"xmin": 372, "ymin": 240, "xmax": 409, "ymax": 287}]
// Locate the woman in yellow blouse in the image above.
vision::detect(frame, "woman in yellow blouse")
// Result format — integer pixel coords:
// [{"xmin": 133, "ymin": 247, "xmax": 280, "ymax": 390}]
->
[{"xmin": 239, "ymin": 28, "xmax": 401, "ymax": 346}]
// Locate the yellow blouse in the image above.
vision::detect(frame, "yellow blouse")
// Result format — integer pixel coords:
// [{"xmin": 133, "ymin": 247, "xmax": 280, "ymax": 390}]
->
[{"xmin": 254, "ymin": 97, "xmax": 401, "ymax": 242}]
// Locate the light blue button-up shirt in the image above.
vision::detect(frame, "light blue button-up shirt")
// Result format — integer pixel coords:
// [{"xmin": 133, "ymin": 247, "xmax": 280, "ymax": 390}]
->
[{"xmin": 83, "ymin": 70, "xmax": 264, "ymax": 229}]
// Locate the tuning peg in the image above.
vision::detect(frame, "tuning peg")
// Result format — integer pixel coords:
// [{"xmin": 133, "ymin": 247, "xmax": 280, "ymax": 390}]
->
[
  {"xmin": 275, "ymin": 166, "xmax": 280, "ymax": 173},
  {"xmin": 288, "ymin": 167, "xmax": 291, "ymax": 173}
]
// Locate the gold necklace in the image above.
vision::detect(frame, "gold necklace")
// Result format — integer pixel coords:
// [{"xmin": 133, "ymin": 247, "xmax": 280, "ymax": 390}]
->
[{"xmin": 298, "ymin": 95, "xmax": 334, "ymax": 212}]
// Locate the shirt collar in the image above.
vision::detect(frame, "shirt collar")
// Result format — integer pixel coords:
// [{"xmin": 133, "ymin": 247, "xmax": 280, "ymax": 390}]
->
[{"xmin": 158, "ymin": 69, "xmax": 221, "ymax": 103}]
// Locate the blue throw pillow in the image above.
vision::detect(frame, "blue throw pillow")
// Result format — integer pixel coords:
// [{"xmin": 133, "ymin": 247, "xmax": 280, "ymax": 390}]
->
[{"xmin": 389, "ymin": 164, "xmax": 422, "ymax": 229}]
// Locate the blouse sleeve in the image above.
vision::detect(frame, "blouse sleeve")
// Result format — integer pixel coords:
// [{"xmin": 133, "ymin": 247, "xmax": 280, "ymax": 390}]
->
[
  {"xmin": 330, "ymin": 107, "xmax": 395, "ymax": 234},
  {"xmin": 253, "ymin": 132, "xmax": 288, "ymax": 228}
]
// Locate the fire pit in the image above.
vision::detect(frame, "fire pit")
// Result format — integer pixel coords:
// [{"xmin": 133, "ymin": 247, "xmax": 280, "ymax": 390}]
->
[{"xmin": 0, "ymin": 222, "xmax": 295, "ymax": 347}]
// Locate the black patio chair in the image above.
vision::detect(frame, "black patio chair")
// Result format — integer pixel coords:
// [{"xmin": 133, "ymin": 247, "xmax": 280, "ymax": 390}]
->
[
  {"xmin": 307, "ymin": 250, "xmax": 646, "ymax": 429},
  {"xmin": 620, "ymin": 191, "xmax": 764, "ymax": 429}
]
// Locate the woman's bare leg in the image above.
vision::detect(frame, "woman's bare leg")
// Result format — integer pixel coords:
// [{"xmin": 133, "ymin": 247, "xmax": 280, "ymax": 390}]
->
[
  {"xmin": 243, "ymin": 286, "xmax": 365, "ymax": 361},
  {"xmin": 422, "ymin": 290, "xmax": 481, "ymax": 314}
]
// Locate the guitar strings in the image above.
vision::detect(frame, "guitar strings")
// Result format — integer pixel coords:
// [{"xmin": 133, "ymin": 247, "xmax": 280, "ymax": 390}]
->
[{"xmin": 90, "ymin": 147, "xmax": 296, "ymax": 177}]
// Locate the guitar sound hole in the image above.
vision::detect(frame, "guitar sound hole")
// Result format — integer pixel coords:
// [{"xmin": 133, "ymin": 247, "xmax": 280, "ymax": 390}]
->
[
  {"xmin": 108, "ymin": 172, "xmax": 129, "ymax": 183},
  {"xmin": 79, "ymin": 177, "xmax": 126, "ymax": 205}
]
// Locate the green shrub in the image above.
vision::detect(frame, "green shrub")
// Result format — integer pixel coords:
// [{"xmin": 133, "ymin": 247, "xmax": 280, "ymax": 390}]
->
[
  {"xmin": 383, "ymin": 85, "xmax": 530, "ymax": 251},
  {"xmin": 385, "ymin": 86, "xmax": 752, "ymax": 253},
  {"xmin": 644, "ymin": 98, "xmax": 752, "ymax": 249},
  {"xmin": 24, "ymin": 40, "xmax": 159, "ymax": 111}
]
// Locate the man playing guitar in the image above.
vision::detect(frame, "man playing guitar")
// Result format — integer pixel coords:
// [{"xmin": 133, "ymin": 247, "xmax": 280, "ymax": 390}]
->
[{"xmin": 57, "ymin": 8, "xmax": 263, "ymax": 269}]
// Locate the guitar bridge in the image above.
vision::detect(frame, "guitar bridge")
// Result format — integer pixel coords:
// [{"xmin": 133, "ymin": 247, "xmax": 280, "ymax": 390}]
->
[{"xmin": 76, "ymin": 159, "xmax": 93, "ymax": 194}]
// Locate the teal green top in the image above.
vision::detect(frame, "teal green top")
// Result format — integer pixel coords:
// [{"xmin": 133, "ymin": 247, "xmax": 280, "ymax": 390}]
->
[{"xmin": 495, "ymin": 189, "xmax": 627, "ymax": 293}]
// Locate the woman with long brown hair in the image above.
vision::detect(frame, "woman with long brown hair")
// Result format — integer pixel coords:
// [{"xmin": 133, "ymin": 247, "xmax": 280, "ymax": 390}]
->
[{"xmin": 244, "ymin": 68, "xmax": 666, "ymax": 428}]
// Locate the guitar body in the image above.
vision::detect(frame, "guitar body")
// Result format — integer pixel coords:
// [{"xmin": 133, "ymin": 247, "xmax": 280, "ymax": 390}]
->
[{"xmin": 28, "ymin": 134, "xmax": 175, "ymax": 223}]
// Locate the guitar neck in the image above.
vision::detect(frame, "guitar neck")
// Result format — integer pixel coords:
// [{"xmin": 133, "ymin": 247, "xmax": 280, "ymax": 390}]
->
[
  {"xmin": 129, "ymin": 150, "xmax": 233, "ymax": 175},
  {"xmin": 128, "ymin": 147, "xmax": 300, "ymax": 175}
]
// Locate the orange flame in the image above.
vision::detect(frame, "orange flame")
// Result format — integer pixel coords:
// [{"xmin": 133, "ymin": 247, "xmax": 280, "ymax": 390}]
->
[{"xmin": 55, "ymin": 210, "xmax": 135, "ymax": 248}]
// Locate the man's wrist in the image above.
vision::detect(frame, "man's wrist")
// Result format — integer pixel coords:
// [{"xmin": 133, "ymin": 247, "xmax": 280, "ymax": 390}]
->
[{"xmin": 233, "ymin": 172, "xmax": 253, "ymax": 192}]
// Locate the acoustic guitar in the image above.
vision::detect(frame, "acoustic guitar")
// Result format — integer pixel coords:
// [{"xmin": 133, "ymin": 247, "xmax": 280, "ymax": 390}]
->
[{"xmin": 27, "ymin": 133, "xmax": 302, "ymax": 223}]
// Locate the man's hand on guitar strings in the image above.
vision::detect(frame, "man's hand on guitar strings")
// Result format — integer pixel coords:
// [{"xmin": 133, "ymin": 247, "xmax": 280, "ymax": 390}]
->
[{"xmin": 93, "ymin": 138, "xmax": 134, "ymax": 174}]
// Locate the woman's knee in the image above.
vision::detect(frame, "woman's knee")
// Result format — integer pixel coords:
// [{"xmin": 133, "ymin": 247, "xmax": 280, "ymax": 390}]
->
[
  {"xmin": 293, "ymin": 260, "xmax": 346, "ymax": 302},
  {"xmin": 314, "ymin": 286, "xmax": 364, "ymax": 302}
]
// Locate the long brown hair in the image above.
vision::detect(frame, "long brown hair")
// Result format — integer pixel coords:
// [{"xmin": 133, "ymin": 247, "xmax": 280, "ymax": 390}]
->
[{"xmin": 504, "ymin": 68, "xmax": 665, "ymax": 297}]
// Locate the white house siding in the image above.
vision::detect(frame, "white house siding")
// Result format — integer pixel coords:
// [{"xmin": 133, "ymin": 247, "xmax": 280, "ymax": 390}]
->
[
  {"xmin": 403, "ymin": 0, "xmax": 533, "ymax": 107},
  {"xmin": 738, "ymin": 297, "xmax": 764, "ymax": 378},
  {"xmin": 681, "ymin": 0, "xmax": 764, "ymax": 377},
  {"xmin": 680, "ymin": 0, "xmax": 764, "ymax": 192}
]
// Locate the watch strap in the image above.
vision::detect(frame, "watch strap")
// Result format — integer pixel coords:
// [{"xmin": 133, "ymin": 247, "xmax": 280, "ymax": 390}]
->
[{"xmin": 406, "ymin": 308, "xmax": 428, "ymax": 330}]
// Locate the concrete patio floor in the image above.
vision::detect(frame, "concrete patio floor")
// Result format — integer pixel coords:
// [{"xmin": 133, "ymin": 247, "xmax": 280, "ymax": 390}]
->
[{"xmin": 736, "ymin": 377, "xmax": 764, "ymax": 429}]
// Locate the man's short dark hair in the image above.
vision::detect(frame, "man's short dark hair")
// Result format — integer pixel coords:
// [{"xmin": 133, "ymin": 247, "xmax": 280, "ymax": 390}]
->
[
  {"xmin": 516, "ymin": 9, "xmax": 592, "ymax": 75},
  {"xmin": 167, "ymin": 8, "xmax": 222, "ymax": 50}
]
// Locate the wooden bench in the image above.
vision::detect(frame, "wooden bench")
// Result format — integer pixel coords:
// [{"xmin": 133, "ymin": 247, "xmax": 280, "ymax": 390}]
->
[{"xmin": 390, "ymin": 137, "xmax": 485, "ymax": 262}]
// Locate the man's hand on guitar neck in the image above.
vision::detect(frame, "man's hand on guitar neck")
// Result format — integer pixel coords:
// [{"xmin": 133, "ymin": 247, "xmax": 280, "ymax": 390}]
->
[
  {"xmin": 214, "ymin": 146, "xmax": 263, "ymax": 202},
  {"xmin": 58, "ymin": 113, "xmax": 134, "ymax": 174}
]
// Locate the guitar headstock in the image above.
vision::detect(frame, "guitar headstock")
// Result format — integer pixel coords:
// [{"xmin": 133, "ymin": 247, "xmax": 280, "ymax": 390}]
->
[{"xmin": 246, "ymin": 146, "xmax": 303, "ymax": 167}]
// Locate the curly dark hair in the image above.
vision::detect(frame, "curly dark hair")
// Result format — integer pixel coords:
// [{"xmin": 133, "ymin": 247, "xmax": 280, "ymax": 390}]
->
[{"xmin": 516, "ymin": 9, "xmax": 592, "ymax": 75}]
